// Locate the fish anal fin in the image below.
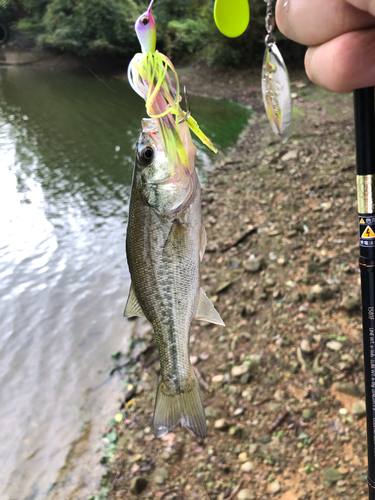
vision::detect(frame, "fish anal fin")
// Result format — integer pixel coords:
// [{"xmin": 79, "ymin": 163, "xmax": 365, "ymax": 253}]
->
[
  {"xmin": 199, "ymin": 222, "xmax": 207, "ymax": 261},
  {"xmin": 153, "ymin": 371, "xmax": 206, "ymax": 439},
  {"xmin": 194, "ymin": 288, "xmax": 225, "ymax": 326},
  {"xmin": 124, "ymin": 283, "xmax": 145, "ymax": 318}
]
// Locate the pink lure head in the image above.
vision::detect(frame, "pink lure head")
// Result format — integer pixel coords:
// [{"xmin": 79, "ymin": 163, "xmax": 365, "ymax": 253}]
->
[{"xmin": 135, "ymin": 0, "xmax": 156, "ymax": 54}]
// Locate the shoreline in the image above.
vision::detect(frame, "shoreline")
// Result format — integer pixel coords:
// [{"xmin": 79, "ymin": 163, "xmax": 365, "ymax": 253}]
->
[{"xmin": 91, "ymin": 69, "xmax": 369, "ymax": 500}]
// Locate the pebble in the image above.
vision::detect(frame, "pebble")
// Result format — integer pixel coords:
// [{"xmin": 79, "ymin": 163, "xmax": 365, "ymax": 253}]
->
[
  {"xmin": 302, "ymin": 408, "xmax": 316, "ymax": 420},
  {"xmin": 233, "ymin": 407, "xmax": 244, "ymax": 417},
  {"xmin": 214, "ymin": 418, "xmax": 228, "ymax": 430},
  {"xmin": 237, "ymin": 489, "xmax": 255, "ymax": 500},
  {"xmin": 238, "ymin": 451, "xmax": 248, "ymax": 462},
  {"xmin": 326, "ymin": 340, "xmax": 343, "ymax": 351},
  {"xmin": 249, "ymin": 443, "xmax": 258, "ymax": 454},
  {"xmin": 322, "ymin": 467, "xmax": 342, "ymax": 482},
  {"xmin": 333, "ymin": 382, "xmax": 362, "ymax": 397},
  {"xmin": 130, "ymin": 476, "xmax": 148, "ymax": 495},
  {"xmin": 243, "ymin": 255, "xmax": 263, "ymax": 273},
  {"xmin": 190, "ymin": 355, "xmax": 198, "ymax": 365},
  {"xmin": 300, "ymin": 339, "xmax": 316, "ymax": 354},
  {"xmin": 205, "ymin": 406, "xmax": 218, "ymax": 419},
  {"xmin": 281, "ymin": 150, "xmax": 298, "ymax": 161},
  {"xmin": 337, "ymin": 467, "xmax": 349, "ymax": 476},
  {"xmin": 240, "ymin": 461, "xmax": 254, "ymax": 472},
  {"xmin": 267, "ymin": 481, "xmax": 281, "ymax": 494},
  {"xmin": 341, "ymin": 294, "xmax": 361, "ymax": 311},
  {"xmin": 241, "ymin": 390, "xmax": 253, "ymax": 401},
  {"xmin": 351, "ymin": 400, "xmax": 366, "ymax": 419},
  {"xmin": 231, "ymin": 364, "xmax": 250, "ymax": 378},
  {"xmin": 152, "ymin": 467, "xmax": 168, "ymax": 484},
  {"xmin": 212, "ymin": 374, "xmax": 224, "ymax": 383}
]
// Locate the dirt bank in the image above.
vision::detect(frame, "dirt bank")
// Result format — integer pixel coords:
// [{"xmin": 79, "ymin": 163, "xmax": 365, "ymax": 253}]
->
[{"xmin": 91, "ymin": 68, "xmax": 368, "ymax": 500}]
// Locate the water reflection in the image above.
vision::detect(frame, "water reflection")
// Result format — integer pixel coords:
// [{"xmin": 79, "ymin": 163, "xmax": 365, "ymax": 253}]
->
[{"xmin": 0, "ymin": 67, "xmax": 250, "ymax": 499}]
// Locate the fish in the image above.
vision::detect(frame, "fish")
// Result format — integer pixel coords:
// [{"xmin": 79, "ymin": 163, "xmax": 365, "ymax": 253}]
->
[{"xmin": 124, "ymin": 118, "xmax": 224, "ymax": 438}]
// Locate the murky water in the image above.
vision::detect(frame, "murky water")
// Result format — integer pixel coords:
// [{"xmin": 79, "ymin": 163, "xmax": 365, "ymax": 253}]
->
[{"xmin": 0, "ymin": 67, "xmax": 250, "ymax": 500}]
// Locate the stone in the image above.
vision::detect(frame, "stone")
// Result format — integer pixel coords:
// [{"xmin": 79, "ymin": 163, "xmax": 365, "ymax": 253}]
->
[
  {"xmin": 265, "ymin": 277, "xmax": 276, "ymax": 287},
  {"xmin": 341, "ymin": 294, "xmax": 361, "ymax": 312},
  {"xmin": 229, "ymin": 426, "xmax": 243, "ymax": 437},
  {"xmin": 302, "ymin": 409, "xmax": 316, "ymax": 420},
  {"xmin": 240, "ymin": 461, "xmax": 254, "ymax": 472},
  {"xmin": 240, "ymin": 373, "xmax": 251, "ymax": 385},
  {"xmin": 153, "ymin": 467, "xmax": 168, "ymax": 485},
  {"xmin": 238, "ymin": 452, "xmax": 248, "ymax": 462},
  {"xmin": 313, "ymin": 353, "xmax": 329, "ymax": 375},
  {"xmin": 281, "ymin": 150, "xmax": 298, "ymax": 161},
  {"xmin": 130, "ymin": 477, "xmax": 148, "ymax": 495},
  {"xmin": 290, "ymin": 292, "xmax": 302, "ymax": 303},
  {"xmin": 243, "ymin": 255, "xmax": 263, "ymax": 273},
  {"xmin": 237, "ymin": 489, "xmax": 256, "ymax": 500},
  {"xmin": 322, "ymin": 468, "xmax": 342, "ymax": 482},
  {"xmin": 212, "ymin": 374, "xmax": 224, "ymax": 383},
  {"xmin": 338, "ymin": 467, "xmax": 349, "ymax": 476},
  {"xmin": 214, "ymin": 419, "xmax": 228, "ymax": 430},
  {"xmin": 249, "ymin": 443, "xmax": 258, "ymax": 454},
  {"xmin": 267, "ymin": 481, "xmax": 281, "ymax": 494},
  {"xmin": 231, "ymin": 364, "xmax": 250, "ymax": 378},
  {"xmin": 233, "ymin": 407, "xmax": 245, "ymax": 417},
  {"xmin": 351, "ymin": 401, "xmax": 366, "ymax": 419},
  {"xmin": 327, "ymin": 340, "xmax": 343, "ymax": 351},
  {"xmin": 333, "ymin": 382, "xmax": 361, "ymax": 398},
  {"xmin": 205, "ymin": 406, "xmax": 218, "ymax": 419},
  {"xmin": 242, "ymin": 390, "xmax": 253, "ymax": 401},
  {"xmin": 300, "ymin": 339, "xmax": 316, "ymax": 354}
]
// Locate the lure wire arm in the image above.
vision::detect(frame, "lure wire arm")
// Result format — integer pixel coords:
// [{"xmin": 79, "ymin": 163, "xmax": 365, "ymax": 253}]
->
[{"xmin": 178, "ymin": 86, "xmax": 191, "ymax": 124}]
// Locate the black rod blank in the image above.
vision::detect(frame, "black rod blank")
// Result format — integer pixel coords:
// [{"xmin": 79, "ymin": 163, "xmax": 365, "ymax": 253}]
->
[{"xmin": 354, "ymin": 86, "xmax": 375, "ymax": 500}]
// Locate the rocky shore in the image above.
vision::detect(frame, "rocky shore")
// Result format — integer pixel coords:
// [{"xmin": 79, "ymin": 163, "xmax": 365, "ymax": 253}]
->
[{"xmin": 92, "ymin": 67, "xmax": 368, "ymax": 500}]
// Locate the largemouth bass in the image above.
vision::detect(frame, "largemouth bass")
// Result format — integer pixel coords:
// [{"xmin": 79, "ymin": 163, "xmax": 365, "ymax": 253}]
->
[{"xmin": 125, "ymin": 118, "xmax": 224, "ymax": 438}]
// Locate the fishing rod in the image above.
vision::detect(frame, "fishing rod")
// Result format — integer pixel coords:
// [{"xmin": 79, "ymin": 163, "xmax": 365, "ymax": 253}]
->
[{"xmin": 354, "ymin": 86, "xmax": 375, "ymax": 500}]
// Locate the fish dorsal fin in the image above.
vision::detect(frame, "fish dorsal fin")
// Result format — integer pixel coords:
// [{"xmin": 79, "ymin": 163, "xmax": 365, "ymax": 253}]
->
[
  {"xmin": 124, "ymin": 283, "xmax": 145, "ymax": 318},
  {"xmin": 194, "ymin": 288, "xmax": 225, "ymax": 326},
  {"xmin": 199, "ymin": 222, "xmax": 207, "ymax": 261}
]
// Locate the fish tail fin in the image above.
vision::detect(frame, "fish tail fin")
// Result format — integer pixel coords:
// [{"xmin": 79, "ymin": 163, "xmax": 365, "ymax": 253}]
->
[{"xmin": 153, "ymin": 370, "xmax": 206, "ymax": 439}]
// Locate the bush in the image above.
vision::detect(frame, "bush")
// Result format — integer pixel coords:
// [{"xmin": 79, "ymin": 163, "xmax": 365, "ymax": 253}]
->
[{"xmin": 39, "ymin": 0, "xmax": 139, "ymax": 56}]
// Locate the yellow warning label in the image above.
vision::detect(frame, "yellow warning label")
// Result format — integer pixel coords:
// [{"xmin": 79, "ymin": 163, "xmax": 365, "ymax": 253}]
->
[
  {"xmin": 360, "ymin": 218, "xmax": 365, "ymax": 224},
  {"xmin": 361, "ymin": 226, "xmax": 375, "ymax": 238}
]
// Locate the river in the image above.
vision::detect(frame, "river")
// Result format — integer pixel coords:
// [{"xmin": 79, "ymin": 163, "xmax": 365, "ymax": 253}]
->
[{"xmin": 0, "ymin": 66, "xmax": 250, "ymax": 500}]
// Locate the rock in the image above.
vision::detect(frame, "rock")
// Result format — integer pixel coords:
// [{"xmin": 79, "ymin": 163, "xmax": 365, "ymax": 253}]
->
[
  {"xmin": 233, "ymin": 407, "xmax": 245, "ymax": 417},
  {"xmin": 341, "ymin": 294, "xmax": 361, "ymax": 311},
  {"xmin": 190, "ymin": 355, "xmax": 198, "ymax": 365},
  {"xmin": 277, "ymin": 256, "xmax": 287, "ymax": 266},
  {"xmin": 333, "ymin": 382, "xmax": 361, "ymax": 397},
  {"xmin": 300, "ymin": 339, "xmax": 316, "ymax": 354},
  {"xmin": 241, "ymin": 304, "xmax": 255, "ymax": 317},
  {"xmin": 281, "ymin": 150, "xmax": 298, "ymax": 161},
  {"xmin": 238, "ymin": 452, "xmax": 248, "ymax": 462},
  {"xmin": 249, "ymin": 443, "xmax": 258, "ymax": 454},
  {"xmin": 352, "ymin": 401, "xmax": 366, "ymax": 419},
  {"xmin": 237, "ymin": 489, "xmax": 255, "ymax": 500},
  {"xmin": 153, "ymin": 467, "xmax": 168, "ymax": 485},
  {"xmin": 308, "ymin": 284, "xmax": 334, "ymax": 302},
  {"xmin": 267, "ymin": 481, "xmax": 281, "ymax": 494},
  {"xmin": 240, "ymin": 461, "xmax": 254, "ymax": 472},
  {"xmin": 322, "ymin": 467, "xmax": 342, "ymax": 482},
  {"xmin": 242, "ymin": 390, "xmax": 253, "ymax": 401},
  {"xmin": 212, "ymin": 374, "xmax": 224, "ymax": 383},
  {"xmin": 302, "ymin": 409, "xmax": 316, "ymax": 420},
  {"xmin": 130, "ymin": 477, "xmax": 148, "ymax": 495},
  {"xmin": 338, "ymin": 467, "xmax": 349, "ymax": 476},
  {"xmin": 231, "ymin": 364, "xmax": 250, "ymax": 378},
  {"xmin": 265, "ymin": 277, "xmax": 276, "ymax": 287},
  {"xmin": 290, "ymin": 292, "xmax": 302, "ymax": 303},
  {"xmin": 205, "ymin": 406, "xmax": 218, "ymax": 419},
  {"xmin": 214, "ymin": 419, "xmax": 228, "ymax": 430},
  {"xmin": 327, "ymin": 340, "xmax": 343, "ymax": 351},
  {"xmin": 229, "ymin": 426, "xmax": 243, "ymax": 437},
  {"xmin": 243, "ymin": 255, "xmax": 263, "ymax": 273},
  {"xmin": 240, "ymin": 373, "xmax": 251, "ymax": 385}
]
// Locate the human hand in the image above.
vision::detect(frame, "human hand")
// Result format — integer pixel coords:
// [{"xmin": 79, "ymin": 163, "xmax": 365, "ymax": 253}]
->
[{"xmin": 276, "ymin": 0, "xmax": 375, "ymax": 93}]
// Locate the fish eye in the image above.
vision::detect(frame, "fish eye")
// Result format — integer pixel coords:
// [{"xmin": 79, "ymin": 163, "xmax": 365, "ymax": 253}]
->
[
  {"xmin": 140, "ymin": 15, "xmax": 149, "ymax": 26},
  {"xmin": 139, "ymin": 146, "xmax": 154, "ymax": 165}
]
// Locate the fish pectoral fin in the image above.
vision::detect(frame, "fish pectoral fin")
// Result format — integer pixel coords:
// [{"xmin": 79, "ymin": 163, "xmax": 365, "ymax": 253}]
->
[
  {"xmin": 123, "ymin": 283, "xmax": 145, "ymax": 318},
  {"xmin": 199, "ymin": 222, "xmax": 207, "ymax": 261},
  {"xmin": 194, "ymin": 288, "xmax": 225, "ymax": 326}
]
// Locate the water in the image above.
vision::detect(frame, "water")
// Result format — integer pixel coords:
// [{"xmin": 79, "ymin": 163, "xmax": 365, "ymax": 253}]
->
[{"xmin": 0, "ymin": 66, "xmax": 250, "ymax": 500}]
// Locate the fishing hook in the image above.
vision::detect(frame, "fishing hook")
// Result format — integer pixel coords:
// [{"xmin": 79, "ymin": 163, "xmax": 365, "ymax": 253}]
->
[{"xmin": 178, "ymin": 86, "xmax": 191, "ymax": 124}]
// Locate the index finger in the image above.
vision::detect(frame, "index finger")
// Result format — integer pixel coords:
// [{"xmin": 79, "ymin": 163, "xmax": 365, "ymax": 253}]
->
[{"xmin": 276, "ymin": 0, "xmax": 375, "ymax": 46}]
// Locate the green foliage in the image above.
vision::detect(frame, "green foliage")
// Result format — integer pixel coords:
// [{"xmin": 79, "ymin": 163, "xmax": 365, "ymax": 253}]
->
[{"xmin": 39, "ymin": 0, "xmax": 139, "ymax": 56}]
